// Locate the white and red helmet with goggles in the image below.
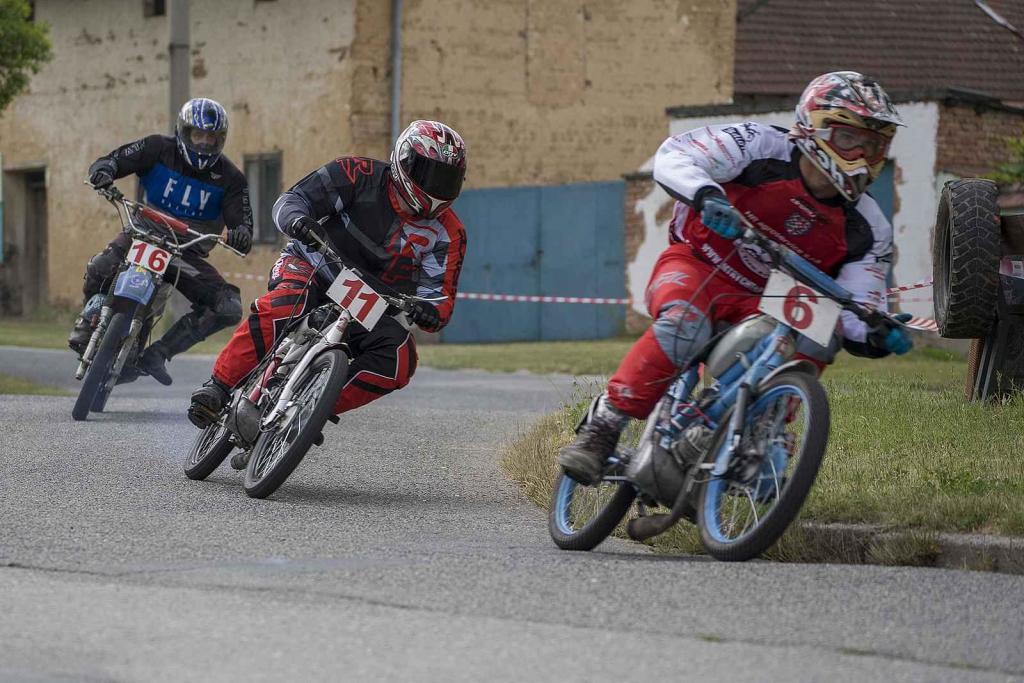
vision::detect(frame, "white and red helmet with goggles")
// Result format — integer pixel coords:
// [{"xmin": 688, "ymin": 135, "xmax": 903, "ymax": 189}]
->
[
  {"xmin": 791, "ymin": 71, "xmax": 904, "ymax": 201},
  {"xmin": 390, "ymin": 120, "xmax": 467, "ymax": 219}
]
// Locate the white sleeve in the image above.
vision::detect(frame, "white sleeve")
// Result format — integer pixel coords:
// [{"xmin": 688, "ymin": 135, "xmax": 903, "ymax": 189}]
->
[
  {"xmin": 652, "ymin": 122, "xmax": 789, "ymax": 205},
  {"xmin": 834, "ymin": 196, "xmax": 892, "ymax": 343}
]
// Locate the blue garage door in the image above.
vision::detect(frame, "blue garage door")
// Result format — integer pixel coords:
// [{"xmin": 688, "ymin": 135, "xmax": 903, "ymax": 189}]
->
[{"xmin": 442, "ymin": 181, "xmax": 625, "ymax": 343}]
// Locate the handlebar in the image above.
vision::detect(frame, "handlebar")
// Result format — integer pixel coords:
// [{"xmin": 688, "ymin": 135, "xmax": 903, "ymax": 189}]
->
[
  {"xmin": 87, "ymin": 181, "xmax": 246, "ymax": 257},
  {"xmin": 737, "ymin": 217, "xmax": 902, "ymax": 331},
  {"xmin": 303, "ymin": 229, "xmax": 445, "ymax": 313}
]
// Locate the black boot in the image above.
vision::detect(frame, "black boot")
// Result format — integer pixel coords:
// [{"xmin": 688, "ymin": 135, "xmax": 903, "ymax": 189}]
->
[
  {"xmin": 139, "ymin": 342, "xmax": 173, "ymax": 386},
  {"xmin": 557, "ymin": 396, "xmax": 629, "ymax": 485},
  {"xmin": 68, "ymin": 316, "xmax": 93, "ymax": 354},
  {"xmin": 188, "ymin": 377, "xmax": 231, "ymax": 429}
]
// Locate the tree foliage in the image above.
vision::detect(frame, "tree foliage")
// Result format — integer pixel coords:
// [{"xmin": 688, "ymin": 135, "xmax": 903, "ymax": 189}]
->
[
  {"xmin": 0, "ymin": 0, "xmax": 51, "ymax": 114},
  {"xmin": 987, "ymin": 134, "xmax": 1024, "ymax": 185}
]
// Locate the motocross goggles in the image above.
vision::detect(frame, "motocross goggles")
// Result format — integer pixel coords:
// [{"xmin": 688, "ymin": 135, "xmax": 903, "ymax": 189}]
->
[{"xmin": 817, "ymin": 124, "xmax": 891, "ymax": 165}]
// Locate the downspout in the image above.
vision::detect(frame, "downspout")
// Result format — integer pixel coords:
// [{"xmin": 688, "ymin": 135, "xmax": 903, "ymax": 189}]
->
[{"xmin": 390, "ymin": 0, "xmax": 403, "ymax": 145}]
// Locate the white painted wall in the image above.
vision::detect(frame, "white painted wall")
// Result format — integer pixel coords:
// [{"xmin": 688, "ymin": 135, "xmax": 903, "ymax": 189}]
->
[{"xmin": 628, "ymin": 103, "xmax": 940, "ymax": 318}]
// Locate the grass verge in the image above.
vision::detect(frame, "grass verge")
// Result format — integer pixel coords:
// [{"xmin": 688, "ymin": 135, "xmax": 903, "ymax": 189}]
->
[
  {"xmin": 0, "ymin": 373, "xmax": 70, "ymax": 396},
  {"xmin": 502, "ymin": 348, "xmax": 1024, "ymax": 565},
  {"xmin": 0, "ymin": 312, "xmax": 233, "ymax": 355}
]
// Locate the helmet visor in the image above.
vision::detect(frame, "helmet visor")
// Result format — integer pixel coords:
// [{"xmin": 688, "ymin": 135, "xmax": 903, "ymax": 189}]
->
[
  {"xmin": 402, "ymin": 154, "xmax": 465, "ymax": 201},
  {"xmin": 821, "ymin": 124, "xmax": 890, "ymax": 165},
  {"xmin": 182, "ymin": 125, "xmax": 226, "ymax": 157}
]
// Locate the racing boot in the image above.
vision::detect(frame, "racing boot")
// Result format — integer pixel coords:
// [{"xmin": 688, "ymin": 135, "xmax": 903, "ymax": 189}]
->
[
  {"xmin": 67, "ymin": 316, "xmax": 93, "ymax": 354},
  {"xmin": 188, "ymin": 377, "xmax": 231, "ymax": 429},
  {"xmin": 557, "ymin": 395, "xmax": 630, "ymax": 486},
  {"xmin": 138, "ymin": 342, "xmax": 173, "ymax": 386},
  {"xmin": 67, "ymin": 294, "xmax": 105, "ymax": 354}
]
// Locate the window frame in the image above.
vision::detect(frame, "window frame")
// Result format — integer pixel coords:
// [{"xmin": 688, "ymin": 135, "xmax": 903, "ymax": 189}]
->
[{"xmin": 244, "ymin": 152, "xmax": 284, "ymax": 246}]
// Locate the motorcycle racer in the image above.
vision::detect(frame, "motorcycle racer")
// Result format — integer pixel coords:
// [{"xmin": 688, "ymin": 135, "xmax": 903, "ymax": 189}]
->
[
  {"xmin": 559, "ymin": 71, "xmax": 914, "ymax": 486},
  {"xmin": 69, "ymin": 97, "xmax": 253, "ymax": 386},
  {"xmin": 187, "ymin": 120, "xmax": 467, "ymax": 449}
]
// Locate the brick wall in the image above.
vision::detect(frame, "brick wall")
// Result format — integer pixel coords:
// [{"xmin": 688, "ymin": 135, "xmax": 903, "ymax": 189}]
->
[
  {"xmin": 400, "ymin": 0, "xmax": 735, "ymax": 189},
  {"xmin": 936, "ymin": 103, "xmax": 1024, "ymax": 178}
]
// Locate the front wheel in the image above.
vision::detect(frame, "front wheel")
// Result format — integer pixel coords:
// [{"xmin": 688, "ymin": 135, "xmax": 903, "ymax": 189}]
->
[
  {"xmin": 548, "ymin": 470, "xmax": 636, "ymax": 551},
  {"xmin": 243, "ymin": 349, "xmax": 349, "ymax": 499},
  {"xmin": 697, "ymin": 370, "xmax": 830, "ymax": 562},
  {"xmin": 72, "ymin": 312, "xmax": 129, "ymax": 421},
  {"xmin": 184, "ymin": 420, "xmax": 235, "ymax": 480}
]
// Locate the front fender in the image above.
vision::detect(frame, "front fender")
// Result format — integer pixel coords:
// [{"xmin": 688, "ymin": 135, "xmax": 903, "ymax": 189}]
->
[
  {"xmin": 759, "ymin": 359, "xmax": 819, "ymax": 389},
  {"xmin": 113, "ymin": 265, "xmax": 157, "ymax": 305}
]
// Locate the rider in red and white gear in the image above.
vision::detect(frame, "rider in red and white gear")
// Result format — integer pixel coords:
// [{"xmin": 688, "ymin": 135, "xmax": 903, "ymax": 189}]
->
[
  {"xmin": 559, "ymin": 71, "xmax": 913, "ymax": 485},
  {"xmin": 187, "ymin": 120, "xmax": 467, "ymax": 436}
]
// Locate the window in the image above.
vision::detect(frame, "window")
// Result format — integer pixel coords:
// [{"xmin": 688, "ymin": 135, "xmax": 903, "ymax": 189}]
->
[
  {"xmin": 143, "ymin": 0, "xmax": 166, "ymax": 18},
  {"xmin": 245, "ymin": 153, "xmax": 283, "ymax": 245}
]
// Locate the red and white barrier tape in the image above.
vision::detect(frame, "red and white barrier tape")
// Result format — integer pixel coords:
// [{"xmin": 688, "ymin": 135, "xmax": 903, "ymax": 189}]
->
[{"xmin": 220, "ymin": 272, "xmax": 939, "ymax": 330}]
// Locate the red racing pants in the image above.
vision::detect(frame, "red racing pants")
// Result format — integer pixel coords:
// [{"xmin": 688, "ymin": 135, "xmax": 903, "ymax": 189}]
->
[
  {"xmin": 608, "ymin": 242, "xmax": 837, "ymax": 418},
  {"xmin": 608, "ymin": 242, "xmax": 763, "ymax": 419},
  {"xmin": 212, "ymin": 255, "xmax": 417, "ymax": 414}
]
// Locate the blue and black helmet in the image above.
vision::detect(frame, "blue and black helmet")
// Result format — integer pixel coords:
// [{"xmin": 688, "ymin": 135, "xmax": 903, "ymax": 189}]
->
[{"xmin": 175, "ymin": 97, "xmax": 228, "ymax": 170}]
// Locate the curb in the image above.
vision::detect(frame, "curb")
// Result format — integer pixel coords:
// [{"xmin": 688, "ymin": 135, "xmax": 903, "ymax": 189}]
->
[{"xmin": 797, "ymin": 522, "xmax": 1024, "ymax": 574}]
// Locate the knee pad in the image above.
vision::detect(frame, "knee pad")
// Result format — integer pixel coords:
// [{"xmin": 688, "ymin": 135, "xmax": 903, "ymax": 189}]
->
[
  {"xmin": 212, "ymin": 286, "xmax": 243, "ymax": 327},
  {"xmin": 86, "ymin": 248, "xmax": 123, "ymax": 281},
  {"xmin": 652, "ymin": 300, "xmax": 712, "ymax": 367}
]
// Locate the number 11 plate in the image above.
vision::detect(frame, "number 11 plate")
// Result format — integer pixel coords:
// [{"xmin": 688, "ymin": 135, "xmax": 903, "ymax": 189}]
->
[
  {"xmin": 757, "ymin": 269, "xmax": 841, "ymax": 348},
  {"xmin": 326, "ymin": 267, "xmax": 389, "ymax": 331}
]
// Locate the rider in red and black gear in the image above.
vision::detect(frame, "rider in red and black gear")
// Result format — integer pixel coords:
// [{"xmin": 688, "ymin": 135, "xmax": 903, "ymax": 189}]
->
[
  {"xmin": 559, "ymin": 71, "xmax": 914, "ymax": 485},
  {"xmin": 187, "ymin": 120, "xmax": 467, "ymax": 442}
]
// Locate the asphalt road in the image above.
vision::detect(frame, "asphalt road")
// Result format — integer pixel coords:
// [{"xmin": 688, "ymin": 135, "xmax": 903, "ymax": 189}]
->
[{"xmin": 1, "ymin": 345, "xmax": 1023, "ymax": 682}]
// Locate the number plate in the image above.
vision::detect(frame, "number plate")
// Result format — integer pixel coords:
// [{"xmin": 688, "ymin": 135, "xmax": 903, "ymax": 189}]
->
[
  {"xmin": 325, "ymin": 267, "xmax": 389, "ymax": 331},
  {"xmin": 127, "ymin": 239, "xmax": 171, "ymax": 275},
  {"xmin": 757, "ymin": 269, "xmax": 841, "ymax": 348}
]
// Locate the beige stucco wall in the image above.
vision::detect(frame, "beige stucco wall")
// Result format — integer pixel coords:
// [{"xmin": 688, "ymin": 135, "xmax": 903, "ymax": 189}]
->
[
  {"xmin": 400, "ymin": 0, "xmax": 735, "ymax": 189},
  {"xmin": 1, "ymin": 0, "xmax": 734, "ymax": 308}
]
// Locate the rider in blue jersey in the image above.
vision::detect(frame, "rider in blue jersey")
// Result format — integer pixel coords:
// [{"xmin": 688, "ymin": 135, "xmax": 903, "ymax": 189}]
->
[{"xmin": 69, "ymin": 98, "xmax": 253, "ymax": 386}]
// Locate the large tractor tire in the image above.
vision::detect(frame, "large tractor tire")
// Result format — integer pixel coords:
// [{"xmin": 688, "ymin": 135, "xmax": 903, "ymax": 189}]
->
[{"xmin": 933, "ymin": 178, "xmax": 1002, "ymax": 339}]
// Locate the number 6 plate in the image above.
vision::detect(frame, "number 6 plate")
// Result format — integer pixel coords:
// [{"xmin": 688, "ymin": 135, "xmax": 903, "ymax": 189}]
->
[
  {"xmin": 758, "ymin": 269, "xmax": 841, "ymax": 348},
  {"xmin": 326, "ymin": 267, "xmax": 389, "ymax": 331},
  {"xmin": 127, "ymin": 239, "xmax": 172, "ymax": 275}
]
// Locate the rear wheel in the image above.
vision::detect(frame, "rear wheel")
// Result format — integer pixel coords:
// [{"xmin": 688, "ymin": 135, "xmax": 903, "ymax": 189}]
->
[
  {"xmin": 72, "ymin": 312, "xmax": 129, "ymax": 422},
  {"xmin": 548, "ymin": 467, "xmax": 636, "ymax": 551},
  {"xmin": 697, "ymin": 371, "xmax": 829, "ymax": 561},
  {"xmin": 243, "ymin": 349, "xmax": 349, "ymax": 499},
  {"xmin": 184, "ymin": 420, "xmax": 235, "ymax": 480}
]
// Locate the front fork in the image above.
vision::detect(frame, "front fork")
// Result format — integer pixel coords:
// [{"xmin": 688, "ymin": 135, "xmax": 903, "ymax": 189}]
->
[
  {"xmin": 711, "ymin": 327, "xmax": 795, "ymax": 477},
  {"xmin": 260, "ymin": 307, "xmax": 351, "ymax": 428}
]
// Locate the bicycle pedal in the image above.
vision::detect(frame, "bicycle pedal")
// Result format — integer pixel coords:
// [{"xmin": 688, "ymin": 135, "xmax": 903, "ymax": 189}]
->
[
  {"xmin": 326, "ymin": 415, "xmax": 339, "ymax": 424},
  {"xmin": 313, "ymin": 432, "xmax": 324, "ymax": 447}
]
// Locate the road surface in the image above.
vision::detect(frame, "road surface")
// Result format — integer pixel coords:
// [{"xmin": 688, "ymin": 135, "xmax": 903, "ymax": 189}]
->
[{"xmin": 1, "ymin": 346, "xmax": 1022, "ymax": 681}]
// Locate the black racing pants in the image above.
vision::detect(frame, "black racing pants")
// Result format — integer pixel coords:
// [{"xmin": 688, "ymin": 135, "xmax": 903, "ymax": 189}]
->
[{"xmin": 83, "ymin": 232, "xmax": 242, "ymax": 358}]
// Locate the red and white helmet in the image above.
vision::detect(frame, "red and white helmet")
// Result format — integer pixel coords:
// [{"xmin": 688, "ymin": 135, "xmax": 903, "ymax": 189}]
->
[
  {"xmin": 791, "ymin": 71, "xmax": 904, "ymax": 201},
  {"xmin": 390, "ymin": 120, "xmax": 467, "ymax": 219}
]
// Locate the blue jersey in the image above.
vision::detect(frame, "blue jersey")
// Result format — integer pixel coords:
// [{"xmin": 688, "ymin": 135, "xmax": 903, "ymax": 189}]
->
[{"xmin": 92, "ymin": 135, "xmax": 251, "ymax": 255}]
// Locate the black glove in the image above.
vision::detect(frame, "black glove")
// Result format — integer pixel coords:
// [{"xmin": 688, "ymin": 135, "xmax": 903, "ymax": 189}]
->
[
  {"xmin": 226, "ymin": 226, "xmax": 252, "ymax": 254},
  {"xmin": 407, "ymin": 301, "xmax": 441, "ymax": 330},
  {"xmin": 88, "ymin": 160, "xmax": 116, "ymax": 189},
  {"xmin": 289, "ymin": 216, "xmax": 328, "ymax": 249}
]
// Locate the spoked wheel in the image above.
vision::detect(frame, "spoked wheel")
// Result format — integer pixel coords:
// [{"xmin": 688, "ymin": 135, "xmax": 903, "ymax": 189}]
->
[
  {"xmin": 243, "ymin": 349, "xmax": 349, "ymax": 499},
  {"xmin": 184, "ymin": 419, "xmax": 235, "ymax": 480},
  {"xmin": 548, "ymin": 457, "xmax": 637, "ymax": 551},
  {"xmin": 698, "ymin": 370, "xmax": 830, "ymax": 561},
  {"xmin": 72, "ymin": 312, "xmax": 129, "ymax": 422}
]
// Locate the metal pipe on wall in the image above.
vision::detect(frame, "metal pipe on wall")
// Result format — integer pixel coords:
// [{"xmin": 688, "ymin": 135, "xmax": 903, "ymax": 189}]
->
[
  {"xmin": 169, "ymin": 0, "xmax": 190, "ymax": 131},
  {"xmin": 390, "ymin": 0, "xmax": 403, "ymax": 145}
]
